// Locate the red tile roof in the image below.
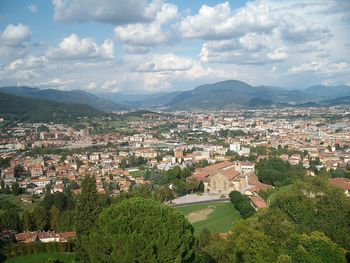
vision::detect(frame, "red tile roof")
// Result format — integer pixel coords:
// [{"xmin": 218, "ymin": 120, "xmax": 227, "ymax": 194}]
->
[
  {"xmin": 329, "ymin": 178, "xmax": 350, "ymax": 191},
  {"xmin": 250, "ymin": 196, "xmax": 268, "ymax": 209}
]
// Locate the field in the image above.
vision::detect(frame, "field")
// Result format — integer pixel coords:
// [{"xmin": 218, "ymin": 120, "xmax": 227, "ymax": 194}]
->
[
  {"xmin": 176, "ymin": 201, "xmax": 241, "ymax": 233},
  {"xmin": 6, "ymin": 252, "xmax": 76, "ymax": 263},
  {"xmin": 130, "ymin": 169, "xmax": 146, "ymax": 178},
  {"xmin": 0, "ymin": 194, "xmax": 41, "ymax": 215}
]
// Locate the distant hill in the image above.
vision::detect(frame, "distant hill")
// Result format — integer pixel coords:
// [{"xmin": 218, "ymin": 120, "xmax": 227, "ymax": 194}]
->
[
  {"xmin": 303, "ymin": 85, "xmax": 350, "ymax": 99},
  {"xmin": 321, "ymin": 96, "xmax": 350, "ymax": 106},
  {"xmin": 159, "ymin": 80, "xmax": 350, "ymax": 109},
  {"xmin": 97, "ymin": 91, "xmax": 182, "ymax": 108},
  {"xmin": 0, "ymin": 86, "xmax": 125, "ymax": 112},
  {"xmin": 164, "ymin": 80, "xmax": 302, "ymax": 109},
  {"xmin": 0, "ymin": 92, "xmax": 102, "ymax": 122}
]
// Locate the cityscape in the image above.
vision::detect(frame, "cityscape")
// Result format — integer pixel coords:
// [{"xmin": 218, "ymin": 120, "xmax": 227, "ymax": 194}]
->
[{"xmin": 0, "ymin": 0, "xmax": 350, "ymax": 263}]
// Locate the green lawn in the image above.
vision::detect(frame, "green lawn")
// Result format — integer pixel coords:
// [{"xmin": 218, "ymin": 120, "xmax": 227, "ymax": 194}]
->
[
  {"xmin": 6, "ymin": 252, "xmax": 76, "ymax": 263},
  {"xmin": 130, "ymin": 169, "xmax": 146, "ymax": 177},
  {"xmin": 176, "ymin": 201, "xmax": 241, "ymax": 234},
  {"xmin": 0, "ymin": 194, "xmax": 41, "ymax": 215}
]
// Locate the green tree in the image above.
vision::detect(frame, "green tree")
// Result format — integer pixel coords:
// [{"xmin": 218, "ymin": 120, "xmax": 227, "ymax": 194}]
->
[
  {"xmin": 82, "ymin": 198, "xmax": 197, "ymax": 262},
  {"xmin": 50, "ymin": 206, "xmax": 60, "ymax": 230},
  {"xmin": 1, "ymin": 208, "xmax": 21, "ymax": 231},
  {"xmin": 57, "ymin": 210, "xmax": 76, "ymax": 232},
  {"xmin": 227, "ymin": 217, "xmax": 280, "ymax": 263},
  {"xmin": 272, "ymin": 177, "xmax": 350, "ymax": 250},
  {"xmin": 11, "ymin": 182, "xmax": 21, "ymax": 195},
  {"xmin": 33, "ymin": 206, "xmax": 49, "ymax": 230},
  {"xmin": 199, "ymin": 228, "xmax": 211, "ymax": 248},
  {"xmin": 75, "ymin": 174, "xmax": 102, "ymax": 262},
  {"xmin": 287, "ymin": 232, "xmax": 346, "ymax": 263},
  {"xmin": 22, "ymin": 210, "xmax": 35, "ymax": 231},
  {"xmin": 0, "ymin": 180, "xmax": 5, "ymax": 193}
]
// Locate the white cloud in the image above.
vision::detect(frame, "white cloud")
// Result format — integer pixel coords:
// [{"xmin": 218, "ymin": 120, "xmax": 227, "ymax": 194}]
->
[
  {"xmin": 0, "ymin": 24, "xmax": 32, "ymax": 60},
  {"xmin": 100, "ymin": 80, "xmax": 120, "ymax": 91},
  {"xmin": 279, "ymin": 14, "xmax": 331, "ymax": 43},
  {"xmin": 47, "ymin": 77, "xmax": 74, "ymax": 87},
  {"xmin": 239, "ymin": 32, "xmax": 273, "ymax": 51},
  {"xmin": 199, "ymin": 33, "xmax": 287, "ymax": 65},
  {"xmin": 53, "ymin": 0, "xmax": 148, "ymax": 25},
  {"xmin": 6, "ymin": 56, "xmax": 47, "ymax": 71},
  {"xmin": 87, "ymin": 82, "xmax": 97, "ymax": 90},
  {"xmin": 28, "ymin": 4, "xmax": 38, "ymax": 14},
  {"xmin": 115, "ymin": 1, "xmax": 178, "ymax": 51},
  {"xmin": 134, "ymin": 53, "xmax": 193, "ymax": 72},
  {"xmin": 266, "ymin": 48, "xmax": 288, "ymax": 61},
  {"xmin": 290, "ymin": 61, "xmax": 350, "ymax": 74},
  {"xmin": 47, "ymin": 34, "xmax": 114, "ymax": 60},
  {"xmin": 1, "ymin": 23, "xmax": 32, "ymax": 46},
  {"xmin": 180, "ymin": 2, "xmax": 275, "ymax": 39}
]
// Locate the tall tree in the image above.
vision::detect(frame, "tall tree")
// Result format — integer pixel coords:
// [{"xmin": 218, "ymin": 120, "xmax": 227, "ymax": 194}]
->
[
  {"xmin": 50, "ymin": 206, "xmax": 60, "ymax": 230},
  {"xmin": 75, "ymin": 174, "xmax": 102, "ymax": 262},
  {"xmin": 11, "ymin": 182, "xmax": 21, "ymax": 195},
  {"xmin": 1, "ymin": 208, "xmax": 21, "ymax": 231},
  {"xmin": 22, "ymin": 210, "xmax": 35, "ymax": 231},
  {"xmin": 33, "ymin": 206, "xmax": 49, "ymax": 231}
]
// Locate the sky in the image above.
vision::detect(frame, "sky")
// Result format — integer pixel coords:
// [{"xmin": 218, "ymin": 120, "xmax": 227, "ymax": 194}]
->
[{"xmin": 0, "ymin": 0, "xmax": 349, "ymax": 94}]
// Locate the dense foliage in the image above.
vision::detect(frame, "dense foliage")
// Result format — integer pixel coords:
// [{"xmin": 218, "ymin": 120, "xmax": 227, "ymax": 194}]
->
[
  {"xmin": 229, "ymin": 191, "xmax": 256, "ymax": 218},
  {"xmin": 82, "ymin": 198, "xmax": 197, "ymax": 262},
  {"xmin": 75, "ymin": 175, "xmax": 103, "ymax": 262},
  {"xmin": 200, "ymin": 177, "xmax": 349, "ymax": 262},
  {"xmin": 0, "ymin": 92, "xmax": 102, "ymax": 123},
  {"xmin": 256, "ymin": 158, "xmax": 306, "ymax": 186}
]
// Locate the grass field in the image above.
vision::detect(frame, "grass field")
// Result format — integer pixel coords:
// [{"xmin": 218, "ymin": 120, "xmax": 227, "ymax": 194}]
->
[
  {"xmin": 176, "ymin": 201, "xmax": 241, "ymax": 233},
  {"xmin": 0, "ymin": 194, "xmax": 41, "ymax": 215},
  {"xmin": 130, "ymin": 169, "xmax": 146, "ymax": 177},
  {"xmin": 6, "ymin": 252, "xmax": 76, "ymax": 263}
]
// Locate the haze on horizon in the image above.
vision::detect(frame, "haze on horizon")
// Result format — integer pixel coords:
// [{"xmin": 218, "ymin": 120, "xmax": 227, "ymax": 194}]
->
[{"xmin": 0, "ymin": 0, "xmax": 349, "ymax": 94}]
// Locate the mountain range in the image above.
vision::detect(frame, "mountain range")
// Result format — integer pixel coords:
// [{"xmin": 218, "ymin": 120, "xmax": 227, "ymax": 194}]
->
[
  {"xmin": 0, "ymin": 86, "xmax": 125, "ymax": 112},
  {"xmin": 1, "ymin": 80, "xmax": 350, "ymax": 114},
  {"xmin": 0, "ymin": 92, "xmax": 102, "ymax": 122},
  {"xmin": 96, "ymin": 80, "xmax": 350, "ymax": 109}
]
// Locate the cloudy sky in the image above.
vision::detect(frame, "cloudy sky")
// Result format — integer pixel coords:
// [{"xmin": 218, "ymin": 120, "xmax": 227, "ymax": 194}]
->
[{"xmin": 0, "ymin": 0, "xmax": 349, "ymax": 94}]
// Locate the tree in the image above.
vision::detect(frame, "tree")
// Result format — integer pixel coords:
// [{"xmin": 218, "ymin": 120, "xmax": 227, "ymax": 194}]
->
[
  {"xmin": 11, "ymin": 182, "xmax": 21, "ymax": 195},
  {"xmin": 1, "ymin": 208, "xmax": 21, "ymax": 231},
  {"xmin": 82, "ymin": 198, "xmax": 197, "ymax": 262},
  {"xmin": 229, "ymin": 191, "xmax": 255, "ymax": 219},
  {"xmin": 287, "ymin": 232, "xmax": 346, "ymax": 263},
  {"xmin": 199, "ymin": 228, "xmax": 211, "ymax": 248},
  {"xmin": 0, "ymin": 180, "xmax": 5, "ymax": 193},
  {"xmin": 256, "ymin": 158, "xmax": 305, "ymax": 186},
  {"xmin": 75, "ymin": 175, "xmax": 102, "ymax": 262},
  {"xmin": 154, "ymin": 186, "xmax": 174, "ymax": 202},
  {"xmin": 50, "ymin": 206, "xmax": 60, "ymax": 230},
  {"xmin": 14, "ymin": 165, "xmax": 26, "ymax": 178},
  {"xmin": 33, "ymin": 206, "xmax": 49, "ymax": 231},
  {"xmin": 271, "ymin": 177, "xmax": 350, "ymax": 250},
  {"xmin": 57, "ymin": 210, "xmax": 76, "ymax": 232},
  {"xmin": 22, "ymin": 211, "xmax": 35, "ymax": 231},
  {"xmin": 228, "ymin": 218, "xmax": 279, "ymax": 263}
]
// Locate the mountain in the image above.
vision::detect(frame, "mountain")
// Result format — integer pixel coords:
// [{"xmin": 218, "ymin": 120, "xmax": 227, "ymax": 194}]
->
[
  {"xmin": 303, "ymin": 85, "xmax": 350, "ymax": 99},
  {"xmin": 0, "ymin": 86, "xmax": 125, "ymax": 112},
  {"xmin": 321, "ymin": 96, "xmax": 350, "ymax": 106},
  {"xmin": 165, "ymin": 80, "xmax": 302, "ymax": 109},
  {"xmin": 0, "ymin": 92, "xmax": 102, "ymax": 122},
  {"xmin": 97, "ymin": 91, "xmax": 182, "ymax": 108},
  {"xmin": 161, "ymin": 80, "xmax": 350, "ymax": 109}
]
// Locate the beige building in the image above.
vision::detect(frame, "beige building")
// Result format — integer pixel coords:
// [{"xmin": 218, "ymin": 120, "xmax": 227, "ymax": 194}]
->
[{"xmin": 190, "ymin": 161, "xmax": 254, "ymax": 195}]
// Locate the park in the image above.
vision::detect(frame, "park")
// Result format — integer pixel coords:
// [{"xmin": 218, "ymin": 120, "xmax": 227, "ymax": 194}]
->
[{"xmin": 175, "ymin": 201, "xmax": 241, "ymax": 234}]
